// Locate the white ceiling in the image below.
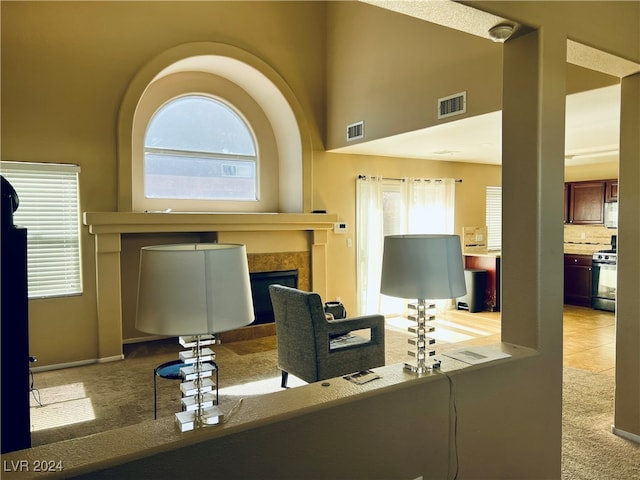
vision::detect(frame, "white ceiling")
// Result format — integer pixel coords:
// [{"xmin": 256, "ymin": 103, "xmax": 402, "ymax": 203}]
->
[
  {"xmin": 332, "ymin": 84, "xmax": 621, "ymax": 167},
  {"xmin": 345, "ymin": 1, "xmax": 633, "ymax": 169}
]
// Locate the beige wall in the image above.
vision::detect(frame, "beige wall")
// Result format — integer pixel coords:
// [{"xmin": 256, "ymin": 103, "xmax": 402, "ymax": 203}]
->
[
  {"xmin": 325, "ymin": 1, "xmax": 504, "ymax": 150},
  {"xmin": 565, "ymin": 161, "xmax": 618, "ymax": 182},
  {"xmin": 1, "ymin": 0, "xmax": 326, "ymax": 365},
  {"xmin": 313, "ymin": 151, "xmax": 501, "ymax": 312}
]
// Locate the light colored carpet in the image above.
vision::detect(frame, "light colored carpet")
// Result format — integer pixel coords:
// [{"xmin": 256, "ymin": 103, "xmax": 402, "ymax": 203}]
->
[
  {"xmin": 561, "ymin": 367, "xmax": 640, "ymax": 480},
  {"xmin": 28, "ymin": 333, "xmax": 639, "ymax": 478}
]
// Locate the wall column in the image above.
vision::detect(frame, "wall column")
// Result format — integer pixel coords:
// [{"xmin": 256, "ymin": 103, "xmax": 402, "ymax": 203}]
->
[
  {"xmin": 94, "ymin": 233, "xmax": 124, "ymax": 362},
  {"xmin": 500, "ymin": 26, "xmax": 566, "ymax": 475},
  {"xmin": 311, "ymin": 229, "xmax": 329, "ymax": 298},
  {"xmin": 614, "ymin": 72, "xmax": 640, "ymax": 441}
]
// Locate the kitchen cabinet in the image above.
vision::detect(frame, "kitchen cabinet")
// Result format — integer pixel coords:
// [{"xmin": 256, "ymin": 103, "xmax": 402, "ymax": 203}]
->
[
  {"xmin": 567, "ymin": 181, "xmax": 605, "ymax": 224},
  {"xmin": 564, "ymin": 183, "xmax": 569, "ymax": 224},
  {"xmin": 464, "ymin": 254, "xmax": 500, "ymax": 312},
  {"xmin": 605, "ymin": 179, "xmax": 618, "ymax": 202},
  {"xmin": 564, "ymin": 254, "xmax": 592, "ymax": 307}
]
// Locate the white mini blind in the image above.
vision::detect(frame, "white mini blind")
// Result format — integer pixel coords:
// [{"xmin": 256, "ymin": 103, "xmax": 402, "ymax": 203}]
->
[
  {"xmin": 1, "ymin": 161, "xmax": 82, "ymax": 298},
  {"xmin": 486, "ymin": 186, "xmax": 502, "ymax": 251}
]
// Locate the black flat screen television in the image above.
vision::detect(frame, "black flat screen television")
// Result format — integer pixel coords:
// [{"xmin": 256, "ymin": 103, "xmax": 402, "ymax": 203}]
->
[{"xmin": 249, "ymin": 269, "xmax": 298, "ymax": 325}]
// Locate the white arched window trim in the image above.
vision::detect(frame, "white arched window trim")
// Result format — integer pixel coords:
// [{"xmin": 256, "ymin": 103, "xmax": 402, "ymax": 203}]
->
[
  {"xmin": 133, "ymin": 72, "xmax": 278, "ymax": 212},
  {"xmin": 117, "ymin": 43, "xmax": 309, "ymax": 213}
]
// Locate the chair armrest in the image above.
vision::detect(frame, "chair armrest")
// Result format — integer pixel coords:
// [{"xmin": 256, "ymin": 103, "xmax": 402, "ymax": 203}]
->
[{"xmin": 327, "ymin": 314, "xmax": 385, "ymax": 336}]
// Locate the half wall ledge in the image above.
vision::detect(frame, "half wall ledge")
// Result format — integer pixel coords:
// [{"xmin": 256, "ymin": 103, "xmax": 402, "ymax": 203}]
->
[{"xmin": 0, "ymin": 347, "xmax": 539, "ymax": 479}]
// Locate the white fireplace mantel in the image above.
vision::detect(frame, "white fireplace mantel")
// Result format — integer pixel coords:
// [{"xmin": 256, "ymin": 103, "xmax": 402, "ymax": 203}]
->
[
  {"xmin": 83, "ymin": 211, "xmax": 338, "ymax": 362},
  {"xmin": 83, "ymin": 211, "xmax": 338, "ymax": 235}
]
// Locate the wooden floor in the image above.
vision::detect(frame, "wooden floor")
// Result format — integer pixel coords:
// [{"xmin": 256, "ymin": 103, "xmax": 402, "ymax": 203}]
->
[{"xmin": 402, "ymin": 304, "xmax": 616, "ymax": 375}]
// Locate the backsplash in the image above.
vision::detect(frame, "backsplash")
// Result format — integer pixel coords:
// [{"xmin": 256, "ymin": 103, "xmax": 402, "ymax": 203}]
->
[{"xmin": 564, "ymin": 224, "xmax": 617, "ymax": 255}]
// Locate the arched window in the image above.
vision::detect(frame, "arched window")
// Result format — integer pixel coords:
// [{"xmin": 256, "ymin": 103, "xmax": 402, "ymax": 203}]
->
[
  {"xmin": 131, "ymin": 70, "xmax": 280, "ymax": 212},
  {"xmin": 119, "ymin": 45, "xmax": 308, "ymax": 213},
  {"xmin": 144, "ymin": 95, "xmax": 258, "ymax": 201}
]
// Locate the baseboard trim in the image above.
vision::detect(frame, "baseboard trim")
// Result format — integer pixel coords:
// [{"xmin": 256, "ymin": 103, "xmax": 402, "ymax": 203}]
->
[
  {"xmin": 31, "ymin": 354, "xmax": 125, "ymax": 372},
  {"xmin": 123, "ymin": 334, "xmax": 171, "ymax": 344},
  {"xmin": 32, "ymin": 358, "xmax": 98, "ymax": 372},
  {"xmin": 219, "ymin": 323, "xmax": 276, "ymax": 342},
  {"xmin": 611, "ymin": 425, "xmax": 640, "ymax": 444},
  {"xmin": 98, "ymin": 354, "xmax": 126, "ymax": 364}
]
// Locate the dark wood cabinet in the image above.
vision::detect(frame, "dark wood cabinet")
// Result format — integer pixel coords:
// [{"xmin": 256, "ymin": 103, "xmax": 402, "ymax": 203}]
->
[
  {"xmin": 567, "ymin": 181, "xmax": 605, "ymax": 224},
  {"xmin": 564, "ymin": 183, "xmax": 569, "ymax": 224},
  {"xmin": 464, "ymin": 255, "xmax": 501, "ymax": 312},
  {"xmin": 564, "ymin": 254, "xmax": 592, "ymax": 307},
  {"xmin": 605, "ymin": 179, "xmax": 618, "ymax": 202}
]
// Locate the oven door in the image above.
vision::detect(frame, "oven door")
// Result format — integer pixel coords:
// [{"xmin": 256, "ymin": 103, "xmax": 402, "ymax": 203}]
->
[{"xmin": 592, "ymin": 261, "xmax": 616, "ymax": 311}]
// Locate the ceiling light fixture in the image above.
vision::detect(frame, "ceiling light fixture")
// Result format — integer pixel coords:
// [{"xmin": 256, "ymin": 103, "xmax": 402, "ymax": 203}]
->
[{"xmin": 488, "ymin": 23, "xmax": 515, "ymax": 43}]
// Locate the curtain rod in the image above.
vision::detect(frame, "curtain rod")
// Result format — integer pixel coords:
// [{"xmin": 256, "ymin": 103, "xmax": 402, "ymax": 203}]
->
[{"xmin": 358, "ymin": 175, "xmax": 462, "ymax": 183}]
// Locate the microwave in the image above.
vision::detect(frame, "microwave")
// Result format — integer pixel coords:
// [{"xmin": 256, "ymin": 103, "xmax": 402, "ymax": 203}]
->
[{"xmin": 604, "ymin": 201, "xmax": 618, "ymax": 229}]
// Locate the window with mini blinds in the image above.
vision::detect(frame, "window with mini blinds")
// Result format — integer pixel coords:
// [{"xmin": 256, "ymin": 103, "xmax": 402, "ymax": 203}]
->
[{"xmin": 1, "ymin": 161, "xmax": 82, "ymax": 299}]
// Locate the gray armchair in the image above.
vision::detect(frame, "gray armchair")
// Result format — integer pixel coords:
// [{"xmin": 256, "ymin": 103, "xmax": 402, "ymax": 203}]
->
[{"xmin": 268, "ymin": 285, "xmax": 385, "ymax": 387}]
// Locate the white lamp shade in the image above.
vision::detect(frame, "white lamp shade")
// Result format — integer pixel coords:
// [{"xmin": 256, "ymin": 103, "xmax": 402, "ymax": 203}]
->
[
  {"xmin": 136, "ymin": 243, "xmax": 254, "ymax": 336},
  {"xmin": 380, "ymin": 234, "xmax": 467, "ymax": 300}
]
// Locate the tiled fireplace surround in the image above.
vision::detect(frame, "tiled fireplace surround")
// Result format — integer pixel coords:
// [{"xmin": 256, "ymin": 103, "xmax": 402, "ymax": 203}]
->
[{"xmin": 83, "ymin": 212, "xmax": 337, "ymax": 362}]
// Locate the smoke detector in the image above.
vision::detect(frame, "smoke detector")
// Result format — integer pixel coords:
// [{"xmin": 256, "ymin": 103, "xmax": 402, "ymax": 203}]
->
[{"xmin": 488, "ymin": 24, "xmax": 515, "ymax": 43}]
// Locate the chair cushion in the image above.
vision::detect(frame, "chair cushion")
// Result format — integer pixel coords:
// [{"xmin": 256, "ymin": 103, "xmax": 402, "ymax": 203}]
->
[{"xmin": 329, "ymin": 333, "xmax": 370, "ymax": 350}]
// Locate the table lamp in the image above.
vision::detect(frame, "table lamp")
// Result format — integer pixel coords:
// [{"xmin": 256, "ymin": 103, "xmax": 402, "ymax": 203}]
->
[
  {"xmin": 380, "ymin": 234, "xmax": 466, "ymax": 373},
  {"xmin": 136, "ymin": 243, "xmax": 254, "ymax": 431}
]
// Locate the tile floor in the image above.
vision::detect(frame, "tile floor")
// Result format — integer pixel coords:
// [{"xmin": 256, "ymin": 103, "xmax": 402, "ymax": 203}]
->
[
  {"xmin": 428, "ymin": 304, "xmax": 616, "ymax": 375},
  {"xmin": 561, "ymin": 305, "xmax": 616, "ymax": 375}
]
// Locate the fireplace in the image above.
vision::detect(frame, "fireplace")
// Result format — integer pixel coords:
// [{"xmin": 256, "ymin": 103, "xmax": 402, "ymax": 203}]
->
[
  {"xmin": 250, "ymin": 269, "xmax": 298, "ymax": 325},
  {"xmin": 83, "ymin": 211, "xmax": 336, "ymax": 359}
]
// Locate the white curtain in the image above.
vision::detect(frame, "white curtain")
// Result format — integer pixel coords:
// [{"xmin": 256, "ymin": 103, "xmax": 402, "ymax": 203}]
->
[
  {"xmin": 356, "ymin": 176, "xmax": 385, "ymax": 315},
  {"xmin": 407, "ymin": 178, "xmax": 456, "ymax": 234},
  {"xmin": 356, "ymin": 176, "xmax": 456, "ymax": 316}
]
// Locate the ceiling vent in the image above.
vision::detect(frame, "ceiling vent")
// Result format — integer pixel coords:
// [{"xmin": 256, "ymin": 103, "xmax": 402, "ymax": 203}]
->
[
  {"xmin": 438, "ymin": 92, "xmax": 467, "ymax": 119},
  {"xmin": 346, "ymin": 121, "xmax": 364, "ymax": 141}
]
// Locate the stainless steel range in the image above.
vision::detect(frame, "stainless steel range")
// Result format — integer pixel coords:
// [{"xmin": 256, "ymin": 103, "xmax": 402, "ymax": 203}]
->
[{"xmin": 592, "ymin": 249, "xmax": 616, "ymax": 312}]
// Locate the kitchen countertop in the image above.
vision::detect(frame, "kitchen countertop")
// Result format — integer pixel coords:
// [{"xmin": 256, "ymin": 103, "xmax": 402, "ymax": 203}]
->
[
  {"xmin": 463, "ymin": 250, "xmax": 501, "ymax": 258},
  {"xmin": 464, "ymin": 247, "xmax": 610, "ymax": 257},
  {"xmin": 465, "ymin": 247, "xmax": 608, "ymax": 257},
  {"xmin": 564, "ymin": 243, "xmax": 609, "ymax": 256}
]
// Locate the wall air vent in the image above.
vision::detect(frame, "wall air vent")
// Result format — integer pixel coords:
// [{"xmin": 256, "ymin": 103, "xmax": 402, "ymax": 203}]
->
[
  {"xmin": 438, "ymin": 92, "xmax": 467, "ymax": 119},
  {"xmin": 346, "ymin": 121, "xmax": 364, "ymax": 141}
]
